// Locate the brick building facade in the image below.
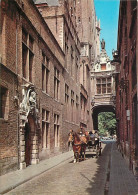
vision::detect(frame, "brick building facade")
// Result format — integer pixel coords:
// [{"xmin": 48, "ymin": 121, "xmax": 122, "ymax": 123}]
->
[
  {"xmin": 0, "ymin": 0, "xmax": 66, "ymax": 175},
  {"xmin": 35, "ymin": 0, "xmax": 99, "ymax": 131},
  {"xmin": 75, "ymin": 0, "xmax": 100, "ymax": 130},
  {"xmin": 116, "ymin": 0, "xmax": 138, "ymax": 176},
  {"xmin": 35, "ymin": 0, "xmax": 81, "ymax": 133},
  {"xmin": 0, "ymin": 0, "xmax": 99, "ymax": 175}
]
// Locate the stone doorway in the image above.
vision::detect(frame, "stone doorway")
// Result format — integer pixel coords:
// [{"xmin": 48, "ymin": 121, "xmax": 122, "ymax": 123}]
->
[
  {"xmin": 19, "ymin": 84, "xmax": 40, "ymax": 169},
  {"xmin": 24, "ymin": 114, "xmax": 38, "ymax": 167}
]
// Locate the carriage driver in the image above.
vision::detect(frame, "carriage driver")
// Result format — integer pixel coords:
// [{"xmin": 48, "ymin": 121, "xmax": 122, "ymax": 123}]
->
[{"xmin": 77, "ymin": 126, "xmax": 86, "ymax": 138}]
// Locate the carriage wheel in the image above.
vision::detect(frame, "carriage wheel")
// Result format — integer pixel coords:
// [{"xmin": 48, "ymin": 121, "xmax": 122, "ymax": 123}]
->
[
  {"xmin": 99, "ymin": 147, "xmax": 102, "ymax": 156},
  {"xmin": 99, "ymin": 142, "xmax": 102, "ymax": 156},
  {"xmin": 96, "ymin": 145, "xmax": 99, "ymax": 158}
]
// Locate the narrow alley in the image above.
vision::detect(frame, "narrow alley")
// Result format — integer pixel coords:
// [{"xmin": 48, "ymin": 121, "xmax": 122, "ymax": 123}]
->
[{"xmin": 0, "ymin": 0, "xmax": 138, "ymax": 194}]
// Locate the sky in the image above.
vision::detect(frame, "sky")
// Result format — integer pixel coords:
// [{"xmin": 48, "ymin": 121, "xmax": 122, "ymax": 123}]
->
[{"xmin": 94, "ymin": 0, "xmax": 120, "ymax": 59}]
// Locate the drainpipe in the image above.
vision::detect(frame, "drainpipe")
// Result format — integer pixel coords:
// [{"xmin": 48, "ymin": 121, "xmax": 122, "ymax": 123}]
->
[
  {"xmin": 82, "ymin": 60, "xmax": 85, "ymax": 87},
  {"xmin": 16, "ymin": 18, "xmax": 20, "ymax": 170},
  {"xmin": 136, "ymin": 5, "xmax": 138, "ymax": 175}
]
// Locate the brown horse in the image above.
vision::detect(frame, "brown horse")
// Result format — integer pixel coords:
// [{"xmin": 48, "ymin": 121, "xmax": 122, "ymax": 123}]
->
[
  {"xmin": 68, "ymin": 130, "xmax": 74, "ymax": 150},
  {"xmin": 70, "ymin": 132, "xmax": 87, "ymax": 163},
  {"xmin": 79, "ymin": 134, "xmax": 89, "ymax": 161}
]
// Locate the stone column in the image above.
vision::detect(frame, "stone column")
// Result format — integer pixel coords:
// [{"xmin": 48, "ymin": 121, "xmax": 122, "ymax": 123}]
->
[
  {"xmin": 31, "ymin": 134, "xmax": 39, "ymax": 165},
  {"xmin": 19, "ymin": 113, "xmax": 28, "ymax": 170}
]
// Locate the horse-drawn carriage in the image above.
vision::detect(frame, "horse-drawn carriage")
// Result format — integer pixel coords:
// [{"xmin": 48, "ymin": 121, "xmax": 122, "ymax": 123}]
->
[
  {"xmin": 68, "ymin": 129, "xmax": 102, "ymax": 163},
  {"xmin": 87, "ymin": 131, "xmax": 102, "ymax": 158}
]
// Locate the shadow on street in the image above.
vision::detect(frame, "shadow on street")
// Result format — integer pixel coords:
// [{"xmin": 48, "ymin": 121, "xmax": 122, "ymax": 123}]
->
[{"xmin": 83, "ymin": 142, "xmax": 112, "ymax": 195}]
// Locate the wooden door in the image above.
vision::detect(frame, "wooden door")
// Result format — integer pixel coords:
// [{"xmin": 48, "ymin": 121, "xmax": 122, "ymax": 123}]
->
[{"xmin": 25, "ymin": 122, "xmax": 31, "ymax": 166}]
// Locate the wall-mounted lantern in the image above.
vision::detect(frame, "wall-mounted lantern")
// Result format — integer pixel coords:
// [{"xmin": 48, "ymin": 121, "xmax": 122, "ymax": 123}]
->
[
  {"xmin": 111, "ymin": 49, "xmax": 121, "ymax": 74},
  {"xmin": 112, "ymin": 50, "xmax": 120, "ymax": 62}
]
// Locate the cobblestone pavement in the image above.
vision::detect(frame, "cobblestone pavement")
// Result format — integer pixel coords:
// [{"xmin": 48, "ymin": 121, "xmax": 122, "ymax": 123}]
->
[
  {"xmin": 3, "ymin": 142, "xmax": 138, "ymax": 195},
  {"xmin": 5, "ymin": 144, "xmax": 110, "ymax": 195}
]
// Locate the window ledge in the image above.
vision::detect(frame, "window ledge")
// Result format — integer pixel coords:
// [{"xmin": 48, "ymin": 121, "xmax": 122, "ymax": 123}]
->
[
  {"xmin": 42, "ymin": 91, "xmax": 50, "ymax": 96},
  {"xmin": 0, "ymin": 118, "xmax": 8, "ymax": 122}
]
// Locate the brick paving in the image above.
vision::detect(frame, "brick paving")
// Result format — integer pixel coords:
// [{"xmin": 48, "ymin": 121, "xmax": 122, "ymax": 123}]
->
[{"xmin": 0, "ymin": 142, "xmax": 138, "ymax": 195}]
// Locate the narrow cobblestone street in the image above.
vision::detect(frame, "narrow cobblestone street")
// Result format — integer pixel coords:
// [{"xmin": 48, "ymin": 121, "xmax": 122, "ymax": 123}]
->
[
  {"xmin": 1, "ymin": 142, "xmax": 138, "ymax": 195},
  {"xmin": 5, "ymin": 143, "xmax": 110, "ymax": 195}
]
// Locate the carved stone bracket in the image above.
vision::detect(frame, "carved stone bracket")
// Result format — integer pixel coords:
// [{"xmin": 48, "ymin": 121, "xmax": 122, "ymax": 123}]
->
[
  {"xmin": 19, "ymin": 84, "xmax": 40, "ymax": 128},
  {"xmin": 19, "ymin": 84, "xmax": 40, "ymax": 169}
]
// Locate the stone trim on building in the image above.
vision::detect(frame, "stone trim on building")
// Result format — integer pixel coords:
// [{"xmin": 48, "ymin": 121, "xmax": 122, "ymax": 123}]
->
[{"xmin": 19, "ymin": 84, "xmax": 40, "ymax": 169}]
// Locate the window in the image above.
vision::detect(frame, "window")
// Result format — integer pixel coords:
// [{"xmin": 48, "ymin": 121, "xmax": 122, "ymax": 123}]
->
[
  {"xmin": 73, "ymin": 0, "xmax": 76, "ymax": 8},
  {"xmin": 22, "ymin": 44, "xmax": 27, "ymax": 79},
  {"xmin": 22, "ymin": 28, "xmax": 34, "ymax": 82},
  {"xmin": 29, "ymin": 51, "xmax": 33, "ymax": 82},
  {"xmin": 22, "ymin": 28, "xmax": 27, "ymax": 44},
  {"xmin": 65, "ymin": 33, "xmax": 69, "ymax": 69},
  {"xmin": 131, "ymin": 0, "xmax": 137, "ymax": 10},
  {"xmin": 54, "ymin": 67, "xmax": 60, "ymax": 100},
  {"xmin": 102, "ymin": 84, "xmax": 106, "ymax": 94},
  {"xmin": 132, "ymin": 57, "xmax": 136, "ymax": 89},
  {"xmin": 78, "ymin": 17, "xmax": 81, "ymax": 23},
  {"xmin": 107, "ymin": 78, "xmax": 111, "ymax": 93},
  {"xmin": 97, "ymin": 84, "xmax": 101, "ymax": 94},
  {"xmin": 76, "ymin": 95, "xmax": 79, "ymax": 123},
  {"xmin": 75, "ymin": 56, "xmax": 79, "ymax": 83},
  {"xmin": 101, "ymin": 64, "xmax": 106, "ymax": 70},
  {"xmin": 65, "ymin": 33, "xmax": 68, "ymax": 55},
  {"xmin": 71, "ymin": 46, "xmax": 74, "ymax": 76},
  {"xmin": 54, "ymin": 114, "xmax": 60, "ymax": 147},
  {"xmin": 65, "ymin": 84, "xmax": 69, "ymax": 103},
  {"xmin": 70, "ymin": 7, "xmax": 73, "ymax": 16},
  {"xmin": 80, "ymin": 96, "xmax": 87, "ymax": 121},
  {"xmin": 42, "ymin": 109, "xmax": 50, "ymax": 149},
  {"xmin": 65, "ymin": 84, "xmax": 69, "ymax": 120},
  {"xmin": 0, "ymin": 86, "xmax": 8, "ymax": 119},
  {"xmin": 71, "ymin": 90, "xmax": 74, "ymax": 122},
  {"xmin": 96, "ymin": 77, "xmax": 111, "ymax": 94},
  {"xmin": 42, "ymin": 52, "xmax": 50, "ymax": 93}
]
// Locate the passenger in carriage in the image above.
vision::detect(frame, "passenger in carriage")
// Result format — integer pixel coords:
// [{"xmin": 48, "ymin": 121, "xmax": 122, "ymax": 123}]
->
[
  {"xmin": 89, "ymin": 131, "xmax": 95, "ymax": 138},
  {"xmin": 94, "ymin": 130, "xmax": 99, "ymax": 138},
  {"xmin": 94, "ymin": 130, "xmax": 99, "ymax": 146},
  {"xmin": 89, "ymin": 130, "xmax": 99, "ymax": 145}
]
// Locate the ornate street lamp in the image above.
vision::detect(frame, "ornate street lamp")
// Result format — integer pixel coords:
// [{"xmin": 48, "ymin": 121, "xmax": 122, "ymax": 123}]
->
[
  {"xmin": 112, "ymin": 50, "xmax": 120, "ymax": 62},
  {"xmin": 111, "ymin": 49, "xmax": 121, "ymax": 74}
]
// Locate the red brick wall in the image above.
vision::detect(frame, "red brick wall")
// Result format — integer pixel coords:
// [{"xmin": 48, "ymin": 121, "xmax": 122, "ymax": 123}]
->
[
  {"xmin": 116, "ymin": 0, "xmax": 137, "ymax": 172},
  {"xmin": 0, "ymin": 65, "xmax": 19, "ymax": 175},
  {"xmin": 0, "ymin": 0, "xmax": 82, "ymax": 175}
]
